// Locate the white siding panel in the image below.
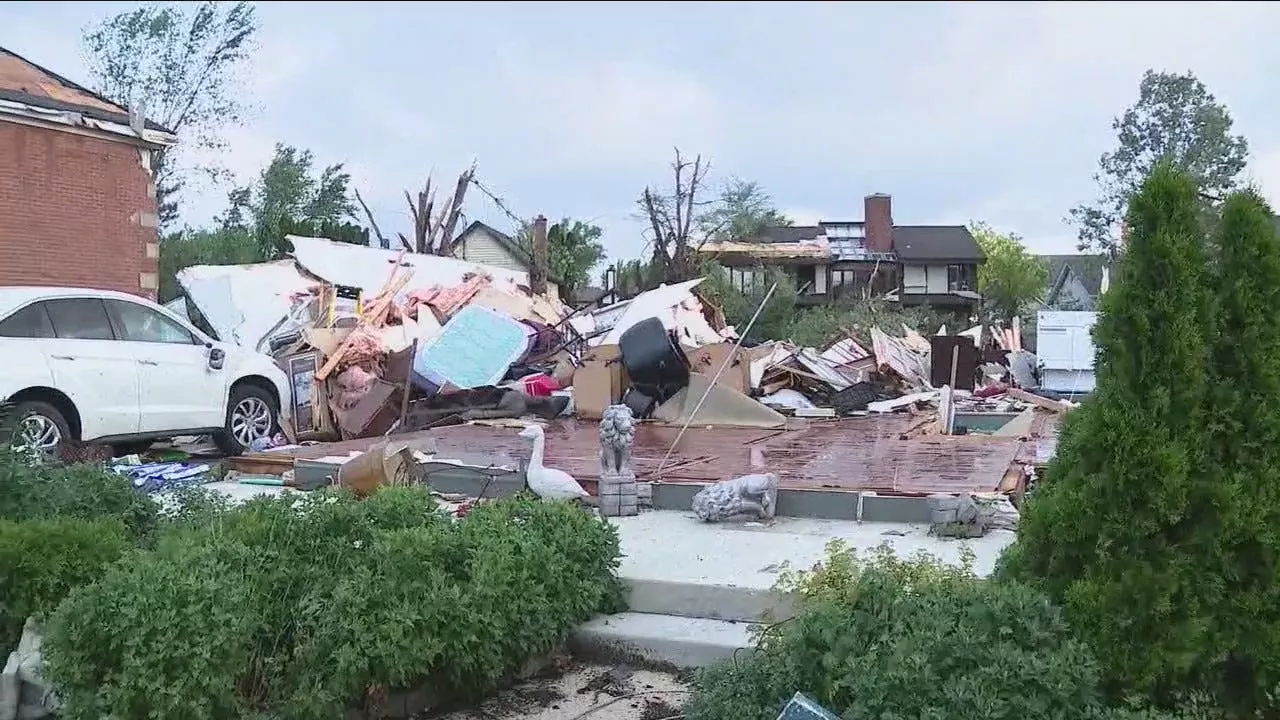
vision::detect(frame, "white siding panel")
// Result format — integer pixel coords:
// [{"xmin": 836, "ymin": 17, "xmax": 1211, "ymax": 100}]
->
[
  {"xmin": 457, "ymin": 228, "xmax": 526, "ymax": 272},
  {"xmin": 925, "ymin": 265, "xmax": 948, "ymax": 294},
  {"xmin": 903, "ymin": 265, "xmax": 927, "ymax": 294}
]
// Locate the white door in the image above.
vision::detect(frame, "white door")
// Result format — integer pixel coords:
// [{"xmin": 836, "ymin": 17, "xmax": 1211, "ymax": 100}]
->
[
  {"xmin": 103, "ymin": 299, "xmax": 227, "ymax": 433},
  {"xmin": 40, "ymin": 298, "xmax": 141, "ymax": 438}
]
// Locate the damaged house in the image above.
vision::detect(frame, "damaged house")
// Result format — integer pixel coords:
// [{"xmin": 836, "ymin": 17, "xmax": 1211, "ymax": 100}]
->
[
  {"xmin": 1039, "ymin": 254, "xmax": 1109, "ymax": 312},
  {"xmin": 0, "ymin": 47, "xmax": 177, "ymax": 298},
  {"xmin": 698, "ymin": 193, "xmax": 985, "ymax": 316},
  {"xmin": 450, "ymin": 219, "xmax": 609, "ymax": 307}
]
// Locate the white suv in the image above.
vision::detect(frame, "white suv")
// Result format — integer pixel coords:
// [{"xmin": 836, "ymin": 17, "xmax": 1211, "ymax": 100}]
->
[{"xmin": 0, "ymin": 286, "xmax": 292, "ymax": 456}]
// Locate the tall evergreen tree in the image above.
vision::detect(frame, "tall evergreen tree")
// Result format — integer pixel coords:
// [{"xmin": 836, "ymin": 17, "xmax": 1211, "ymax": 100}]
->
[
  {"xmin": 1002, "ymin": 164, "xmax": 1211, "ymax": 699},
  {"xmin": 1199, "ymin": 190, "xmax": 1280, "ymax": 709}
]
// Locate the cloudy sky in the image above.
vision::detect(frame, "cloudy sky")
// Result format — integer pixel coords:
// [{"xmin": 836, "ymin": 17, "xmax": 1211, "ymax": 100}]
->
[{"xmin": 4, "ymin": 1, "xmax": 1280, "ymax": 263}]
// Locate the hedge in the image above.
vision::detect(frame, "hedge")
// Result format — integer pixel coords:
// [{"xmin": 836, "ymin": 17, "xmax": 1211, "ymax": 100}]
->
[
  {"xmin": 0, "ymin": 447, "xmax": 158, "ymax": 649},
  {"xmin": 684, "ymin": 541, "xmax": 1218, "ymax": 720},
  {"xmin": 0, "ymin": 447, "xmax": 157, "ymax": 540},
  {"xmin": 41, "ymin": 486, "xmax": 624, "ymax": 719}
]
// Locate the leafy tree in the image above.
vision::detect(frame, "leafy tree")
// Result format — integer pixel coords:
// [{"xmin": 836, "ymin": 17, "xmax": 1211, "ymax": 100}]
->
[
  {"xmin": 222, "ymin": 143, "xmax": 364, "ymax": 258},
  {"xmin": 1198, "ymin": 190, "xmax": 1280, "ymax": 711},
  {"xmin": 602, "ymin": 258, "xmax": 659, "ymax": 300},
  {"xmin": 82, "ymin": 1, "xmax": 257, "ymax": 228},
  {"xmin": 1001, "ymin": 164, "xmax": 1213, "ymax": 701},
  {"xmin": 700, "ymin": 179, "xmax": 793, "ymax": 241},
  {"xmin": 1069, "ymin": 70, "xmax": 1249, "ymax": 254},
  {"xmin": 970, "ymin": 222, "xmax": 1049, "ymax": 322},
  {"xmin": 518, "ymin": 219, "xmax": 607, "ymax": 299}
]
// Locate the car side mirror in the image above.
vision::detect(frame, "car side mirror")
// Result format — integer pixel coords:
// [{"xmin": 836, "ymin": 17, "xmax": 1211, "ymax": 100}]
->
[{"xmin": 208, "ymin": 346, "xmax": 226, "ymax": 370}]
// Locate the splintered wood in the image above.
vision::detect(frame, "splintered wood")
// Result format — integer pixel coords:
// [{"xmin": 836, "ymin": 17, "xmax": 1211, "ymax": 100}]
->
[{"xmin": 315, "ymin": 252, "xmax": 414, "ymax": 381}]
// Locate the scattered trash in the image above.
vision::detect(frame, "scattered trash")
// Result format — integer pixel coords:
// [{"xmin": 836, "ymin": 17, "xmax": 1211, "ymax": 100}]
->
[
  {"xmin": 776, "ymin": 691, "xmax": 841, "ymax": 720},
  {"xmin": 0, "ymin": 618, "xmax": 57, "ymax": 720},
  {"xmin": 112, "ymin": 460, "xmax": 211, "ymax": 495}
]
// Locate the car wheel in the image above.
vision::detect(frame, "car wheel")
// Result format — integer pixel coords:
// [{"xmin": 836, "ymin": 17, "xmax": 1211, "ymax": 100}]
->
[
  {"xmin": 214, "ymin": 384, "xmax": 279, "ymax": 456},
  {"xmin": 10, "ymin": 401, "xmax": 72, "ymax": 456}
]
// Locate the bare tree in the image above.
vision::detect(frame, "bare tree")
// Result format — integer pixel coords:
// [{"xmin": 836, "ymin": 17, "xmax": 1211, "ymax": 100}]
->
[
  {"xmin": 353, "ymin": 188, "xmax": 388, "ymax": 249},
  {"xmin": 637, "ymin": 148, "xmax": 715, "ymax": 282},
  {"xmin": 396, "ymin": 162, "xmax": 476, "ymax": 255}
]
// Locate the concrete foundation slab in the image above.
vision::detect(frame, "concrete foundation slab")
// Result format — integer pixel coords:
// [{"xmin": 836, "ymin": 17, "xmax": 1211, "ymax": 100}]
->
[{"xmin": 612, "ymin": 511, "xmax": 1013, "ymax": 599}]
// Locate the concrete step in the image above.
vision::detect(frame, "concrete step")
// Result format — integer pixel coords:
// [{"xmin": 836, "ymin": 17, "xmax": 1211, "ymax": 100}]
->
[
  {"xmin": 571, "ymin": 612, "xmax": 756, "ymax": 670},
  {"xmin": 623, "ymin": 577, "xmax": 792, "ymax": 624},
  {"xmin": 578, "ymin": 511, "xmax": 1018, "ymax": 669}
]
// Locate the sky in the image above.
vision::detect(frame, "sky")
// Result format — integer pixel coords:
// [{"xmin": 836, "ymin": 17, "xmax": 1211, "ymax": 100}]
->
[{"xmin": 4, "ymin": 0, "xmax": 1280, "ymax": 265}]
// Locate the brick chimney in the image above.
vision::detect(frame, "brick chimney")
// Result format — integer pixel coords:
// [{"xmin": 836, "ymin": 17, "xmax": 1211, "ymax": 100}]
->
[
  {"xmin": 529, "ymin": 215, "xmax": 549, "ymax": 295},
  {"xmin": 864, "ymin": 193, "xmax": 893, "ymax": 252}
]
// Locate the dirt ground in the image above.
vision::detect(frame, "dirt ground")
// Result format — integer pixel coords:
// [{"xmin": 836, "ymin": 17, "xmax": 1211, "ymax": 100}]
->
[{"xmin": 429, "ymin": 662, "xmax": 692, "ymax": 720}]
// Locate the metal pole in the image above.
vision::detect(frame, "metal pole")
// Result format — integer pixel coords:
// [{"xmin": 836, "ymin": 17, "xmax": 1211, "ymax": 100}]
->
[{"xmin": 655, "ymin": 282, "xmax": 779, "ymax": 474}]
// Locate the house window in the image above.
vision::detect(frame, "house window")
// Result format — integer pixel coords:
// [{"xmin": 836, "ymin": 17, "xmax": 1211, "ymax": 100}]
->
[
  {"xmin": 795, "ymin": 265, "xmax": 817, "ymax": 294},
  {"xmin": 947, "ymin": 264, "xmax": 975, "ymax": 292},
  {"xmin": 831, "ymin": 269, "xmax": 859, "ymax": 289},
  {"xmin": 873, "ymin": 266, "xmax": 899, "ymax": 296},
  {"xmin": 727, "ymin": 266, "xmax": 761, "ymax": 293}
]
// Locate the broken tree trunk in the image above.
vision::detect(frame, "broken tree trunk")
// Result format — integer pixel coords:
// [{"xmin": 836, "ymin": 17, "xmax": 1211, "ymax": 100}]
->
[{"xmin": 399, "ymin": 163, "xmax": 477, "ymax": 255}]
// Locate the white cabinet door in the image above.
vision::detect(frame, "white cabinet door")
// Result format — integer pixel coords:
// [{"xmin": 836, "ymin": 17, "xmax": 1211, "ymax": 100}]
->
[
  {"xmin": 104, "ymin": 299, "xmax": 227, "ymax": 433},
  {"xmin": 41, "ymin": 298, "xmax": 141, "ymax": 438}
]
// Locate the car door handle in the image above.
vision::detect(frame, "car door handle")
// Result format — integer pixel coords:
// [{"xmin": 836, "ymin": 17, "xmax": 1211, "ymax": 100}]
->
[
  {"xmin": 139, "ymin": 360, "xmax": 159, "ymax": 366},
  {"xmin": 51, "ymin": 355, "xmax": 75, "ymax": 361}
]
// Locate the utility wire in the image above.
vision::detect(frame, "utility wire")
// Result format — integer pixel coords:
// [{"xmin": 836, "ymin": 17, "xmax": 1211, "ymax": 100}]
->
[{"xmin": 469, "ymin": 175, "xmax": 530, "ymax": 234}]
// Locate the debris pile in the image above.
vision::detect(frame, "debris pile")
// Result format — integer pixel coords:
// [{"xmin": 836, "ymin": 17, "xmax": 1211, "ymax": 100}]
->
[{"xmin": 169, "ymin": 237, "xmax": 1071, "ymax": 521}]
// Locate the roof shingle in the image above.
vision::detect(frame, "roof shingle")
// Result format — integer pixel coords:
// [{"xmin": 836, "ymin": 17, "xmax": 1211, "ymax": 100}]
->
[
  {"xmin": 892, "ymin": 226, "xmax": 984, "ymax": 262},
  {"xmin": 0, "ymin": 46, "xmax": 173, "ymax": 133}
]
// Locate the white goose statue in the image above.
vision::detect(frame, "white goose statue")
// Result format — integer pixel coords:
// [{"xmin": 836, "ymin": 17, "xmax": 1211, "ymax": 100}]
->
[{"xmin": 518, "ymin": 424, "xmax": 591, "ymax": 501}]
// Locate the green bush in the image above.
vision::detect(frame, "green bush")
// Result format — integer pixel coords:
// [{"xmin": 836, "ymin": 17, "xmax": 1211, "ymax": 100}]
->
[
  {"xmin": 42, "ymin": 487, "xmax": 624, "ymax": 719},
  {"xmin": 685, "ymin": 542, "xmax": 1105, "ymax": 720},
  {"xmin": 0, "ymin": 447, "xmax": 158, "ymax": 650},
  {"xmin": 0, "ymin": 517, "xmax": 132, "ymax": 650},
  {"xmin": 0, "ymin": 448, "xmax": 158, "ymax": 541}
]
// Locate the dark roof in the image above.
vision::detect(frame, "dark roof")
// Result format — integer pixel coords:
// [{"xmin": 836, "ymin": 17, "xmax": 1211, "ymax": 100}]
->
[
  {"xmin": 892, "ymin": 225, "xmax": 984, "ymax": 262},
  {"xmin": 753, "ymin": 222, "xmax": 868, "ymax": 244},
  {"xmin": 756, "ymin": 225, "xmax": 821, "ymax": 243},
  {"xmin": 0, "ymin": 46, "xmax": 173, "ymax": 134},
  {"xmin": 1040, "ymin": 254, "xmax": 1108, "ymax": 302}
]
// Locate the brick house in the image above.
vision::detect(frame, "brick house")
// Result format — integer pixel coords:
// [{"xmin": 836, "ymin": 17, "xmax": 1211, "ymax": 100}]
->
[
  {"xmin": 698, "ymin": 193, "xmax": 985, "ymax": 313},
  {"xmin": 0, "ymin": 47, "xmax": 177, "ymax": 298}
]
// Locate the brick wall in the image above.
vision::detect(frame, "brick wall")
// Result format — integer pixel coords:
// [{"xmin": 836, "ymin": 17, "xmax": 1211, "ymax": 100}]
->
[{"xmin": 0, "ymin": 120, "xmax": 159, "ymax": 298}]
